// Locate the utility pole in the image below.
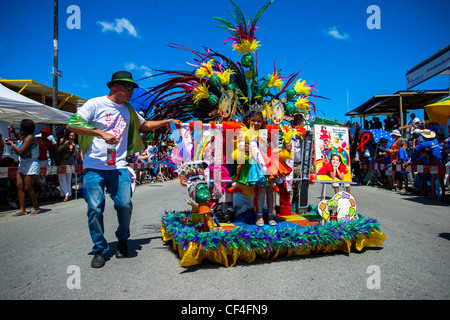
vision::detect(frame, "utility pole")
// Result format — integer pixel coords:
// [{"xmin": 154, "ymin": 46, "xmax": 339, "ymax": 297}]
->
[
  {"xmin": 347, "ymin": 90, "xmax": 349, "ymax": 122},
  {"xmin": 52, "ymin": 0, "xmax": 58, "ymax": 109}
]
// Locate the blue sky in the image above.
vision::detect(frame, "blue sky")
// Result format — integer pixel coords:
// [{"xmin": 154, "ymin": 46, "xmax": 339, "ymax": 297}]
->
[{"xmin": 1, "ymin": 0, "xmax": 449, "ymax": 123}]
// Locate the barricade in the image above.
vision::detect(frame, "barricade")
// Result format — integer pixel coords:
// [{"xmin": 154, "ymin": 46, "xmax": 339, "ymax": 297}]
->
[
  {"xmin": 0, "ymin": 165, "xmax": 84, "ymax": 179},
  {"xmin": 0, "ymin": 163, "xmax": 170, "ymax": 200},
  {"xmin": 360, "ymin": 163, "xmax": 450, "ymax": 175}
]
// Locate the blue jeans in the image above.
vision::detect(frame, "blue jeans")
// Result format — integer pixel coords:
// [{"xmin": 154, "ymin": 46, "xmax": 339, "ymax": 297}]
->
[{"xmin": 83, "ymin": 169, "xmax": 132, "ymax": 254}]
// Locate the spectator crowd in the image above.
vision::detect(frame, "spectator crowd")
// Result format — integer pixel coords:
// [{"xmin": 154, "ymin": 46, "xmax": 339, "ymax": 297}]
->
[
  {"xmin": 0, "ymin": 122, "xmax": 178, "ymax": 211},
  {"xmin": 126, "ymin": 137, "xmax": 178, "ymax": 185},
  {"xmin": 1, "ymin": 112, "xmax": 449, "ymax": 211},
  {"xmin": 350, "ymin": 113, "xmax": 450, "ymax": 203}
]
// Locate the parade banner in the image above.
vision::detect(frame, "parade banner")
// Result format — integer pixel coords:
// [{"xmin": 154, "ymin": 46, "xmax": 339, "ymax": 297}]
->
[{"xmin": 314, "ymin": 124, "xmax": 352, "ymax": 183}]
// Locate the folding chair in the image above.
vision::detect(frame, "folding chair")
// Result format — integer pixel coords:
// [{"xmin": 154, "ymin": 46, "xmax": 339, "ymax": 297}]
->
[
  {"xmin": 42, "ymin": 174, "xmax": 60, "ymax": 200},
  {"xmin": 157, "ymin": 165, "xmax": 170, "ymax": 183}
]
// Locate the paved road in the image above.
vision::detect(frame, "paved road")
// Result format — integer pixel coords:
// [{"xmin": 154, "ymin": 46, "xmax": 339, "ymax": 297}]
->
[{"xmin": 0, "ymin": 180, "xmax": 448, "ymax": 300}]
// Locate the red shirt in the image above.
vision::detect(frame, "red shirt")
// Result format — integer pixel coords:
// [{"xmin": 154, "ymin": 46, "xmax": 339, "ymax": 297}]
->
[{"xmin": 37, "ymin": 137, "xmax": 52, "ymax": 161}]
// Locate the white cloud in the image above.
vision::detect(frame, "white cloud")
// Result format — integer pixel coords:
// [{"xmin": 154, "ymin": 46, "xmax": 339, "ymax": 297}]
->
[
  {"xmin": 97, "ymin": 18, "xmax": 139, "ymax": 38},
  {"xmin": 325, "ymin": 26, "xmax": 351, "ymax": 40},
  {"xmin": 124, "ymin": 62, "xmax": 152, "ymax": 78},
  {"xmin": 75, "ymin": 77, "xmax": 90, "ymax": 89}
]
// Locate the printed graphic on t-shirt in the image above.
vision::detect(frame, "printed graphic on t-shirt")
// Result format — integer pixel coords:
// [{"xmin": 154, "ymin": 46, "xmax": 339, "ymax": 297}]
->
[{"xmin": 104, "ymin": 112, "xmax": 127, "ymax": 140}]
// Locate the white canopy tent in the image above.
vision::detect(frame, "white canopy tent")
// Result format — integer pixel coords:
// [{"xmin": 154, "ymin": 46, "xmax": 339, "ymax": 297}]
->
[{"xmin": 0, "ymin": 83, "xmax": 73, "ymax": 124}]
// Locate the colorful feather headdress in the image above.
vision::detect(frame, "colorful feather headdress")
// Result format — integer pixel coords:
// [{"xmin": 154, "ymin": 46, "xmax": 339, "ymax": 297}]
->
[{"xmin": 140, "ymin": 0, "xmax": 324, "ymax": 125}]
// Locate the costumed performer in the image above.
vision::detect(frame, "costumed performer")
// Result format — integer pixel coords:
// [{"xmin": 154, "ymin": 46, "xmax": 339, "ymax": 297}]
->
[
  {"xmin": 247, "ymin": 109, "xmax": 274, "ymax": 227},
  {"xmin": 235, "ymin": 105, "xmax": 290, "ymax": 226},
  {"xmin": 234, "ymin": 108, "xmax": 270, "ymax": 226}
]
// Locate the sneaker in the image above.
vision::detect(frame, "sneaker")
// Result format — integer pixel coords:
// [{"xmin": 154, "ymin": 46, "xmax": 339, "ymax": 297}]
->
[
  {"xmin": 91, "ymin": 253, "xmax": 106, "ymax": 268},
  {"xmin": 115, "ymin": 240, "xmax": 128, "ymax": 259}
]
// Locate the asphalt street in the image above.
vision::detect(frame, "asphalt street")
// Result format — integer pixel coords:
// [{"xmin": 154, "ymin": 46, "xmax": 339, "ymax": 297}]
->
[{"xmin": 0, "ymin": 179, "xmax": 449, "ymax": 300}]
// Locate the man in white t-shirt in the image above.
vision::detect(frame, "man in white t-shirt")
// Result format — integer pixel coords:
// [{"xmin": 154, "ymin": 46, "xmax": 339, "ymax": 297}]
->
[
  {"xmin": 404, "ymin": 113, "xmax": 420, "ymax": 131},
  {"xmin": 67, "ymin": 71, "xmax": 181, "ymax": 268}
]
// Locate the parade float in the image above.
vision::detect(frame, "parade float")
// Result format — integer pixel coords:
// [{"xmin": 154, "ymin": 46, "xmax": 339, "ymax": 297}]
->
[{"xmin": 142, "ymin": 0, "xmax": 386, "ymax": 267}]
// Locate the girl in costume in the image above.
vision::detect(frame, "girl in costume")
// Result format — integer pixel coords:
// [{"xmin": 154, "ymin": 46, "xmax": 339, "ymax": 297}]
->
[
  {"xmin": 235, "ymin": 108, "xmax": 283, "ymax": 227},
  {"xmin": 235, "ymin": 110, "xmax": 267, "ymax": 187}
]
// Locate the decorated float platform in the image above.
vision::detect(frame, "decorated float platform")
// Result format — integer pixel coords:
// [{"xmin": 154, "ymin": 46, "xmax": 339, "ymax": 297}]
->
[
  {"xmin": 161, "ymin": 203, "xmax": 386, "ymax": 268},
  {"xmin": 143, "ymin": 1, "xmax": 387, "ymax": 267}
]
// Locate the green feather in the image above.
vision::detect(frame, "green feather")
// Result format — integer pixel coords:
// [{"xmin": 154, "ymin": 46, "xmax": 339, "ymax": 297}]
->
[
  {"xmin": 229, "ymin": 0, "xmax": 247, "ymax": 33},
  {"xmin": 253, "ymin": 0, "xmax": 274, "ymax": 27},
  {"xmin": 212, "ymin": 16, "xmax": 236, "ymax": 30}
]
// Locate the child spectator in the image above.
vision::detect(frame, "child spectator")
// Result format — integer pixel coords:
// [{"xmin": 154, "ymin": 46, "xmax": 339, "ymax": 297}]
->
[{"xmin": 395, "ymin": 140, "xmax": 409, "ymax": 191}]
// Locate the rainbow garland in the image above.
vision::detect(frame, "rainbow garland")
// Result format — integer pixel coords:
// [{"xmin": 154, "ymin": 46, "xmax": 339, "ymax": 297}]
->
[{"xmin": 161, "ymin": 211, "xmax": 387, "ymax": 267}]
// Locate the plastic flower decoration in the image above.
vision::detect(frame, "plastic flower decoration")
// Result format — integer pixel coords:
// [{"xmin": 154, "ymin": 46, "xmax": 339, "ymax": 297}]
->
[
  {"xmin": 295, "ymin": 97, "xmax": 311, "ymax": 115},
  {"xmin": 195, "ymin": 59, "xmax": 214, "ymax": 79},
  {"xmin": 213, "ymin": 0, "xmax": 273, "ymax": 54},
  {"xmin": 232, "ymin": 38, "xmax": 261, "ymax": 54},
  {"xmin": 294, "ymin": 79, "xmax": 311, "ymax": 97},
  {"xmin": 192, "ymin": 82, "xmax": 210, "ymax": 105},
  {"xmin": 281, "ymin": 126, "xmax": 297, "ymax": 146},
  {"xmin": 217, "ymin": 68, "xmax": 235, "ymax": 85},
  {"xmin": 268, "ymin": 71, "xmax": 284, "ymax": 90}
]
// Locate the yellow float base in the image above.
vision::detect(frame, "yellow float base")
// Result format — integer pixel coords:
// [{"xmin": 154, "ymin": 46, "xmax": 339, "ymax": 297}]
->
[{"xmin": 161, "ymin": 225, "xmax": 386, "ymax": 268}]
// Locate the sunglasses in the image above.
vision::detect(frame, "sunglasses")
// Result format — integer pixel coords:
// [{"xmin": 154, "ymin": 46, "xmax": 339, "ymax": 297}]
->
[{"xmin": 116, "ymin": 82, "xmax": 134, "ymax": 90}]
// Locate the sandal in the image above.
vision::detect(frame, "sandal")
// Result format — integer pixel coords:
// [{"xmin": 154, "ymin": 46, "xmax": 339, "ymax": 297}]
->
[
  {"xmin": 268, "ymin": 214, "xmax": 277, "ymax": 226},
  {"xmin": 11, "ymin": 210, "xmax": 27, "ymax": 217},
  {"xmin": 255, "ymin": 213, "xmax": 265, "ymax": 227},
  {"xmin": 29, "ymin": 208, "xmax": 41, "ymax": 216}
]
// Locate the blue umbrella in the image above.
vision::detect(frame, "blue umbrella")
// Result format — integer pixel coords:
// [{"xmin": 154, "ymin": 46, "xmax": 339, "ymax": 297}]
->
[{"xmin": 368, "ymin": 129, "xmax": 395, "ymax": 147}]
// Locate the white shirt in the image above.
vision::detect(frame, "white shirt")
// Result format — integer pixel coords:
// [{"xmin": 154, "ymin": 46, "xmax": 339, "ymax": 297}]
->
[
  {"xmin": 146, "ymin": 144, "xmax": 157, "ymax": 160},
  {"xmin": 77, "ymin": 96, "xmax": 144, "ymax": 170},
  {"xmin": 407, "ymin": 117, "xmax": 420, "ymax": 125}
]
